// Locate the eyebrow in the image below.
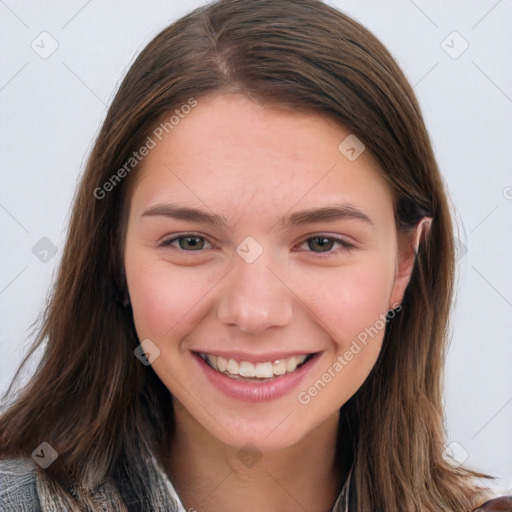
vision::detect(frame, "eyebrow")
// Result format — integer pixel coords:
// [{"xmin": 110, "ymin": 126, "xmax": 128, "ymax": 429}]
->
[{"xmin": 141, "ymin": 203, "xmax": 375, "ymax": 231}]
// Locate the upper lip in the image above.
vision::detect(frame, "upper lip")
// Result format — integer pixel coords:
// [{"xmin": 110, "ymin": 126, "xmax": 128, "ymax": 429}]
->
[{"xmin": 192, "ymin": 349, "xmax": 319, "ymax": 363}]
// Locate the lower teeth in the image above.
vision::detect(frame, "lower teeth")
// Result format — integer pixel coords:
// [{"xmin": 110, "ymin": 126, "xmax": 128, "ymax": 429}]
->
[{"xmin": 221, "ymin": 372, "xmax": 275, "ymax": 382}]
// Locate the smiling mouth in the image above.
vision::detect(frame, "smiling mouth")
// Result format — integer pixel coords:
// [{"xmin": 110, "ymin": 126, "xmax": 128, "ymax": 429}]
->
[{"xmin": 195, "ymin": 352, "xmax": 317, "ymax": 381}]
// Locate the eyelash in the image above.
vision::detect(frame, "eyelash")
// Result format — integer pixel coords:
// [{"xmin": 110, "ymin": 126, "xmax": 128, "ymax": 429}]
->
[{"xmin": 158, "ymin": 232, "xmax": 356, "ymax": 257}]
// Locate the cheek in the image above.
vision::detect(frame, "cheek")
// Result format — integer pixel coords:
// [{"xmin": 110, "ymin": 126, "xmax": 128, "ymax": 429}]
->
[
  {"xmin": 304, "ymin": 255, "xmax": 396, "ymax": 345},
  {"xmin": 125, "ymin": 254, "xmax": 212, "ymax": 342},
  {"xmin": 296, "ymin": 257, "xmax": 397, "ymax": 413}
]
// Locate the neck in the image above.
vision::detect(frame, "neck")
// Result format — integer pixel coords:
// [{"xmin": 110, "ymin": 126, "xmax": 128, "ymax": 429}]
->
[{"xmin": 165, "ymin": 404, "xmax": 346, "ymax": 512}]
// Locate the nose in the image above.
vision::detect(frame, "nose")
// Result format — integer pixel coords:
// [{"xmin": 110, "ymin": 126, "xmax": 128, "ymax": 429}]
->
[{"xmin": 216, "ymin": 251, "xmax": 293, "ymax": 334}]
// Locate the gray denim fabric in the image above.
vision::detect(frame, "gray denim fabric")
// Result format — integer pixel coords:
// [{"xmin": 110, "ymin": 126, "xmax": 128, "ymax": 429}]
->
[
  {"xmin": 0, "ymin": 453, "xmax": 186, "ymax": 512},
  {"xmin": 0, "ymin": 454, "xmax": 352, "ymax": 511},
  {"xmin": 0, "ymin": 457, "xmax": 41, "ymax": 512}
]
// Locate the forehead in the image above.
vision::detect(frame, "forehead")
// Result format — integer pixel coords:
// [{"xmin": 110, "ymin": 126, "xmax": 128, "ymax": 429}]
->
[{"xmin": 129, "ymin": 93, "xmax": 393, "ymax": 225}]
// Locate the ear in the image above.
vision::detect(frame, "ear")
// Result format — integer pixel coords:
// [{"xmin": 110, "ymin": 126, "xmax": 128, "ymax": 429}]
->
[{"xmin": 389, "ymin": 217, "xmax": 432, "ymax": 307}]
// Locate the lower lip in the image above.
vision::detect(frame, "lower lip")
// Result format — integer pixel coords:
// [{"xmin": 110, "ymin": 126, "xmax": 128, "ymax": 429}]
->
[{"xmin": 193, "ymin": 353, "xmax": 320, "ymax": 403}]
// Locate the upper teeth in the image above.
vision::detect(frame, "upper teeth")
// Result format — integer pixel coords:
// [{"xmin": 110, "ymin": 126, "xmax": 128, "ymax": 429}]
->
[{"xmin": 200, "ymin": 353, "xmax": 309, "ymax": 379}]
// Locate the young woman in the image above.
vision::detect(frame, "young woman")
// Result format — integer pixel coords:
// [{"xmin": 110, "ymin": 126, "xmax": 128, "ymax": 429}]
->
[{"xmin": 0, "ymin": 0, "xmax": 509, "ymax": 511}]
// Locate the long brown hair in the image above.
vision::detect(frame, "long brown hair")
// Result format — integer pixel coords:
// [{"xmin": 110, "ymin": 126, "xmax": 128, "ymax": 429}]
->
[{"xmin": 0, "ymin": 0, "xmax": 493, "ymax": 510}]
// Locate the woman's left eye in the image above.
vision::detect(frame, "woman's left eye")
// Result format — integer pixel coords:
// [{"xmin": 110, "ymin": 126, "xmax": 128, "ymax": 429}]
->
[{"xmin": 296, "ymin": 236, "xmax": 356, "ymax": 255}]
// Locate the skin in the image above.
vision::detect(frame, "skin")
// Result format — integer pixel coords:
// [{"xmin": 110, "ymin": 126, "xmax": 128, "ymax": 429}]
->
[{"xmin": 123, "ymin": 93, "xmax": 429, "ymax": 512}]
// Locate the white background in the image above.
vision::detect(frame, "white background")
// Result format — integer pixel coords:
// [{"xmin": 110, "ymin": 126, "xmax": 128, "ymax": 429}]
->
[{"xmin": 0, "ymin": 0, "xmax": 511, "ymax": 495}]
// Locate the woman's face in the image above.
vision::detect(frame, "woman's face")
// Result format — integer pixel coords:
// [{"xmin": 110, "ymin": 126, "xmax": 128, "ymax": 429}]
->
[{"xmin": 124, "ymin": 93, "xmax": 416, "ymax": 452}]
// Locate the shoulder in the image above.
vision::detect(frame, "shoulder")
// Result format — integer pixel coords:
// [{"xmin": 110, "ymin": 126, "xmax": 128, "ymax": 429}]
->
[
  {"xmin": 473, "ymin": 496, "xmax": 512, "ymax": 511},
  {"xmin": 0, "ymin": 457, "xmax": 42, "ymax": 511}
]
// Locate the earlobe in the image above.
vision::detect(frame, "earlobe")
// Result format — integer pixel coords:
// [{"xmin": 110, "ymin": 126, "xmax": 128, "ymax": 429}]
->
[{"xmin": 389, "ymin": 217, "xmax": 433, "ymax": 307}]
